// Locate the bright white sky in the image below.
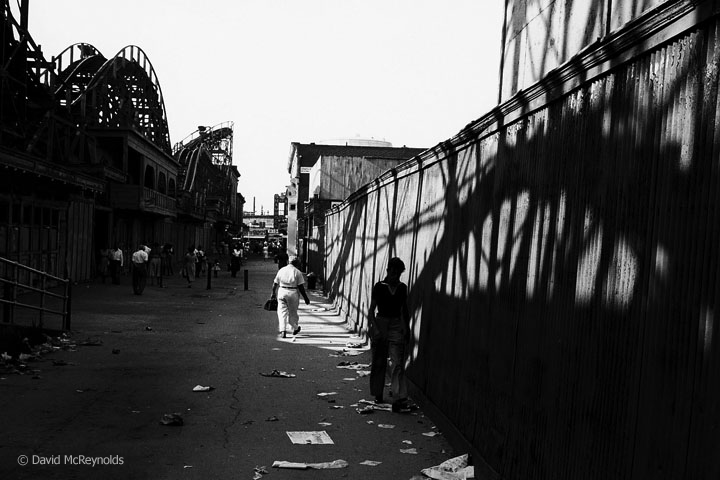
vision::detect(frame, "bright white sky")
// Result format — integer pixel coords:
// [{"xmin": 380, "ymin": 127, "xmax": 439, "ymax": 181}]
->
[{"xmin": 29, "ymin": 0, "xmax": 504, "ymax": 214}]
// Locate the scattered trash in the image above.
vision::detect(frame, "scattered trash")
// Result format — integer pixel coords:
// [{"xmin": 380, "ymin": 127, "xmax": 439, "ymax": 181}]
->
[
  {"xmin": 145, "ymin": 326, "xmax": 153, "ymax": 331},
  {"xmin": 403, "ymin": 440, "xmax": 413, "ymax": 444},
  {"xmin": 336, "ymin": 361, "xmax": 370, "ymax": 370},
  {"xmin": 356, "ymin": 406, "xmax": 374, "ymax": 414},
  {"xmin": 342, "ymin": 377, "xmax": 356, "ymax": 381},
  {"xmin": 253, "ymin": 465, "xmax": 268, "ymax": 478},
  {"xmin": 192, "ymin": 385, "xmax": 214, "ymax": 392},
  {"xmin": 360, "ymin": 460, "xmax": 382, "ymax": 466},
  {"xmin": 159, "ymin": 413, "xmax": 184, "ymax": 426},
  {"xmin": 401, "ymin": 448, "xmax": 418, "ymax": 454},
  {"xmin": 112, "ymin": 349, "xmax": 120, "ymax": 354},
  {"xmin": 316, "ymin": 391, "xmax": 337, "ymax": 397},
  {"xmin": 286, "ymin": 431, "xmax": 334, "ymax": 445},
  {"xmin": 260, "ymin": 370, "xmax": 296, "ymax": 378},
  {"xmin": 423, "ymin": 431, "xmax": 441, "ymax": 437},
  {"xmin": 356, "ymin": 370, "xmax": 370, "ymax": 377},
  {"xmin": 329, "ymin": 405, "xmax": 344, "ymax": 409},
  {"xmin": 358, "ymin": 399, "xmax": 392, "ymax": 411},
  {"xmin": 366, "ymin": 420, "xmax": 375, "ymax": 424},
  {"xmin": 346, "ymin": 341, "xmax": 364, "ymax": 348},
  {"xmin": 421, "ymin": 454, "xmax": 475, "ymax": 480},
  {"xmin": 329, "ymin": 349, "xmax": 364, "ymax": 357},
  {"xmin": 266, "ymin": 416, "xmax": 279, "ymax": 422},
  {"xmin": 272, "ymin": 459, "xmax": 348, "ymax": 469},
  {"xmin": 378, "ymin": 424, "xmax": 395, "ymax": 429},
  {"xmin": 318, "ymin": 422, "xmax": 332, "ymax": 426}
]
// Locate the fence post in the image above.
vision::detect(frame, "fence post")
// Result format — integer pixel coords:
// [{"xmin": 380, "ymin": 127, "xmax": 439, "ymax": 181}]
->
[
  {"xmin": 39, "ymin": 275, "xmax": 46, "ymax": 329},
  {"xmin": 64, "ymin": 279, "xmax": 72, "ymax": 331}
]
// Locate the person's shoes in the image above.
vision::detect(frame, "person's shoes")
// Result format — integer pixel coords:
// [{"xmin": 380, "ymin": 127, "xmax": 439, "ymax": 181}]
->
[
  {"xmin": 392, "ymin": 399, "xmax": 413, "ymax": 413},
  {"xmin": 293, "ymin": 326, "xmax": 301, "ymax": 335},
  {"xmin": 278, "ymin": 331, "xmax": 286, "ymax": 338}
]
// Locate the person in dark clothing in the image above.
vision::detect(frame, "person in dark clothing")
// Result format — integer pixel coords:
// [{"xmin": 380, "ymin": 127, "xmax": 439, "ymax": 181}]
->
[
  {"xmin": 274, "ymin": 249, "xmax": 289, "ymax": 270},
  {"xmin": 367, "ymin": 257, "xmax": 413, "ymax": 413}
]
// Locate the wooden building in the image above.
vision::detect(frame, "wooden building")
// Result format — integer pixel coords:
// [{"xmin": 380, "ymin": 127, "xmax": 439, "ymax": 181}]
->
[{"xmin": 1, "ymin": 2, "xmax": 242, "ymax": 288}]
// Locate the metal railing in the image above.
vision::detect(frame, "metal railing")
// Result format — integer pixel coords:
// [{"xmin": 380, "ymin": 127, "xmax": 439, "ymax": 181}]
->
[{"xmin": 0, "ymin": 256, "xmax": 72, "ymax": 331}]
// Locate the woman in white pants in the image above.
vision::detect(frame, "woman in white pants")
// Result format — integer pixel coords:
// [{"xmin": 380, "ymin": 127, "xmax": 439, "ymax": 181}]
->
[{"xmin": 271, "ymin": 258, "xmax": 310, "ymax": 337}]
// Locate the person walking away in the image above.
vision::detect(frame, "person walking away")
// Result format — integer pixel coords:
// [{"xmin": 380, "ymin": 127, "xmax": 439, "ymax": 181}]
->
[
  {"xmin": 274, "ymin": 248, "xmax": 289, "ymax": 270},
  {"xmin": 148, "ymin": 242, "xmax": 163, "ymax": 287},
  {"xmin": 98, "ymin": 246, "xmax": 110, "ymax": 283},
  {"xmin": 195, "ymin": 246, "xmax": 206, "ymax": 278},
  {"xmin": 367, "ymin": 257, "xmax": 413, "ymax": 413},
  {"xmin": 131, "ymin": 245, "xmax": 149, "ymax": 295},
  {"xmin": 183, "ymin": 246, "xmax": 196, "ymax": 287},
  {"xmin": 270, "ymin": 258, "xmax": 310, "ymax": 338},
  {"xmin": 109, "ymin": 245, "xmax": 123, "ymax": 285},
  {"xmin": 161, "ymin": 243, "xmax": 174, "ymax": 276},
  {"xmin": 230, "ymin": 244, "xmax": 241, "ymax": 278}
]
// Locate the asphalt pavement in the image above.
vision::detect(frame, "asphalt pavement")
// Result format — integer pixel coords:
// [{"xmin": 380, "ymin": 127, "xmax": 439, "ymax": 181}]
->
[{"xmin": 0, "ymin": 257, "xmax": 460, "ymax": 480}]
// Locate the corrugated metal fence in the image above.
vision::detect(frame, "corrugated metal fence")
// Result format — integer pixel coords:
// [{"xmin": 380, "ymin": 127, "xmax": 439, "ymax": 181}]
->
[{"xmin": 325, "ymin": 14, "xmax": 720, "ymax": 480}]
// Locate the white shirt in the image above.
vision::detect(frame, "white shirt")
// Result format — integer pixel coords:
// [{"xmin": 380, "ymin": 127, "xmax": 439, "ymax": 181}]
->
[
  {"xmin": 132, "ymin": 249, "xmax": 149, "ymax": 264},
  {"xmin": 273, "ymin": 264, "xmax": 305, "ymax": 288},
  {"xmin": 110, "ymin": 249, "xmax": 123, "ymax": 266}
]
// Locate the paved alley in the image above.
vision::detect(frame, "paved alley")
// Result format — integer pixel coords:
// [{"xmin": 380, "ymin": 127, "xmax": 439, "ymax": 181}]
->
[{"xmin": 0, "ymin": 258, "xmax": 461, "ymax": 480}]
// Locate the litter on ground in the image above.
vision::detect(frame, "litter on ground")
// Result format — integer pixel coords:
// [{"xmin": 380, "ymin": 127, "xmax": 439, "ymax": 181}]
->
[
  {"xmin": 259, "ymin": 370, "xmax": 296, "ymax": 378},
  {"xmin": 272, "ymin": 459, "xmax": 348, "ymax": 469},
  {"xmin": 159, "ymin": 413, "xmax": 183, "ymax": 426},
  {"xmin": 421, "ymin": 453, "xmax": 475, "ymax": 480},
  {"xmin": 286, "ymin": 431, "xmax": 334, "ymax": 444},
  {"xmin": 192, "ymin": 385, "xmax": 214, "ymax": 392}
]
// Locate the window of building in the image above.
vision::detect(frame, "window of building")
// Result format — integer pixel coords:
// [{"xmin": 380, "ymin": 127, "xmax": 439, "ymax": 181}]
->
[
  {"xmin": 158, "ymin": 172, "xmax": 167, "ymax": 194},
  {"xmin": 144, "ymin": 166, "xmax": 155, "ymax": 189}
]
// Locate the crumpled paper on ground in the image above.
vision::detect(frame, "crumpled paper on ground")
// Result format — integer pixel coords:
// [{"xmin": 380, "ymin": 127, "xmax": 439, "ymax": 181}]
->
[
  {"xmin": 272, "ymin": 459, "xmax": 348, "ymax": 469},
  {"xmin": 421, "ymin": 454, "xmax": 475, "ymax": 480}
]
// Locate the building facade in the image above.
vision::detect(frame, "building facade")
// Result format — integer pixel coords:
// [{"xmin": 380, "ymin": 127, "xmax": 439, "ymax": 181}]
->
[
  {"xmin": 286, "ymin": 141, "xmax": 426, "ymax": 277},
  {"xmin": 1, "ymin": 2, "xmax": 242, "ymax": 289}
]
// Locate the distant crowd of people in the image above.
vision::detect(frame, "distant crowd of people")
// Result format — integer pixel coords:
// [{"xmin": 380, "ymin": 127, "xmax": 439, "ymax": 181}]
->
[{"xmin": 95, "ymin": 240, "xmax": 264, "ymax": 294}]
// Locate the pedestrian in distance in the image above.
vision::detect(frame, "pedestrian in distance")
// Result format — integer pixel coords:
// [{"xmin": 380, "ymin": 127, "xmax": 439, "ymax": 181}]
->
[
  {"xmin": 161, "ymin": 243, "xmax": 174, "ymax": 276},
  {"xmin": 182, "ymin": 246, "xmax": 196, "ymax": 287},
  {"xmin": 367, "ymin": 257, "xmax": 413, "ymax": 413},
  {"xmin": 148, "ymin": 242, "xmax": 163, "ymax": 287},
  {"xmin": 98, "ymin": 245, "xmax": 110, "ymax": 283},
  {"xmin": 108, "ymin": 244, "xmax": 123, "ymax": 285},
  {"xmin": 212, "ymin": 259, "xmax": 221, "ymax": 277},
  {"xmin": 270, "ymin": 258, "xmax": 310, "ymax": 338},
  {"xmin": 131, "ymin": 244, "xmax": 149, "ymax": 295},
  {"xmin": 230, "ymin": 244, "xmax": 241, "ymax": 278},
  {"xmin": 195, "ymin": 245, "xmax": 206, "ymax": 278}
]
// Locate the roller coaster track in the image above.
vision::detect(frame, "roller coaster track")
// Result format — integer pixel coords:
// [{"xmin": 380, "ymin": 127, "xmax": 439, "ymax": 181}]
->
[
  {"xmin": 48, "ymin": 44, "xmax": 171, "ymax": 154},
  {"xmin": 173, "ymin": 122, "xmax": 234, "ymax": 193}
]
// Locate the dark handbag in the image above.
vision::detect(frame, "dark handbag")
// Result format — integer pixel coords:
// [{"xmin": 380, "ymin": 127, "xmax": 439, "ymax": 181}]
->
[{"xmin": 263, "ymin": 298, "xmax": 278, "ymax": 311}]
